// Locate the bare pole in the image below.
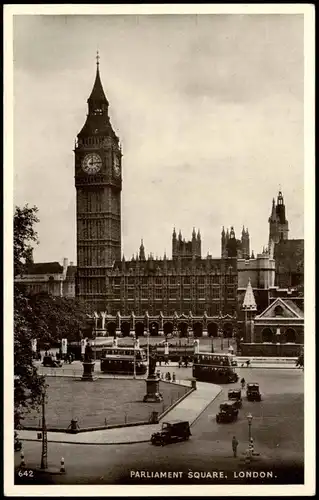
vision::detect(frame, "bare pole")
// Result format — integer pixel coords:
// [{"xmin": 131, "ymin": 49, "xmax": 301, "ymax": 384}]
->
[
  {"xmin": 147, "ymin": 330, "xmax": 150, "ymax": 378},
  {"xmin": 40, "ymin": 386, "xmax": 48, "ymax": 470},
  {"xmin": 133, "ymin": 333, "xmax": 136, "ymax": 379}
]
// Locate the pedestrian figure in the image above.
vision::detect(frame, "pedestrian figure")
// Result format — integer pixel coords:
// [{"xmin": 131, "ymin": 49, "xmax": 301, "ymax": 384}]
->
[
  {"xmin": 240, "ymin": 377, "xmax": 245, "ymax": 389},
  {"xmin": 232, "ymin": 436, "xmax": 239, "ymax": 457},
  {"xmin": 246, "ymin": 360, "xmax": 250, "ymax": 367},
  {"xmin": 178, "ymin": 357, "xmax": 182, "ymax": 368},
  {"xmin": 159, "ymin": 358, "xmax": 162, "ymax": 367}
]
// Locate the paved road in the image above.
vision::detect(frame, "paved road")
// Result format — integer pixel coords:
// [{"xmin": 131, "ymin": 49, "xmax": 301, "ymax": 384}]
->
[{"xmin": 14, "ymin": 368, "xmax": 304, "ymax": 485}]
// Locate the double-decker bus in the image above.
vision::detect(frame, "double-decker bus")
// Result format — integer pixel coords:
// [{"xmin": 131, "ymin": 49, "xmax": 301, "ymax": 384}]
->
[
  {"xmin": 193, "ymin": 352, "xmax": 238, "ymax": 384},
  {"xmin": 152, "ymin": 344, "xmax": 195, "ymax": 363},
  {"xmin": 100, "ymin": 346, "xmax": 148, "ymax": 375}
]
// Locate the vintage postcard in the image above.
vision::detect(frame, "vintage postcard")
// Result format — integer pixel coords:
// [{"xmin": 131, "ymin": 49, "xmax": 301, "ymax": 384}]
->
[{"xmin": 4, "ymin": 3, "xmax": 315, "ymax": 497}]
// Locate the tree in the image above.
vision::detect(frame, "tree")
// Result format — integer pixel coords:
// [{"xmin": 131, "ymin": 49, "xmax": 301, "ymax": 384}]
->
[
  {"xmin": 14, "ymin": 204, "xmax": 39, "ymax": 277},
  {"xmin": 23, "ymin": 292, "xmax": 93, "ymax": 346},
  {"xmin": 14, "ymin": 292, "xmax": 46, "ymax": 427},
  {"xmin": 14, "ymin": 204, "xmax": 45, "ymax": 427}
]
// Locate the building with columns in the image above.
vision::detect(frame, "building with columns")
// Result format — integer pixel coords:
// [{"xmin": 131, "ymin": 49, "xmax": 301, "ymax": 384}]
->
[{"xmin": 15, "ymin": 255, "xmax": 75, "ymax": 297}]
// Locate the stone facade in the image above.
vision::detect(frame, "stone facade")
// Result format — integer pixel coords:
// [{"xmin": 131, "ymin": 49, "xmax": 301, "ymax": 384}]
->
[
  {"xmin": 105, "ymin": 253, "xmax": 238, "ymax": 318},
  {"xmin": 274, "ymin": 239, "xmax": 304, "ymax": 288},
  {"xmin": 253, "ymin": 297, "xmax": 304, "ymax": 344},
  {"xmin": 15, "ymin": 257, "xmax": 74, "ymax": 297},
  {"xmin": 91, "ymin": 310, "xmax": 237, "ymax": 338}
]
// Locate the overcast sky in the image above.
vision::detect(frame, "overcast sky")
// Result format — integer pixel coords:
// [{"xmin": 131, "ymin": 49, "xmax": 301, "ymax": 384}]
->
[{"xmin": 13, "ymin": 13, "xmax": 304, "ymax": 264}]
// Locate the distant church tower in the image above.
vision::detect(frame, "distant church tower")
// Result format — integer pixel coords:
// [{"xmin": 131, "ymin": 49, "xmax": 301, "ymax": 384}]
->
[
  {"xmin": 74, "ymin": 53, "xmax": 122, "ymax": 310},
  {"xmin": 268, "ymin": 191, "xmax": 289, "ymax": 247}
]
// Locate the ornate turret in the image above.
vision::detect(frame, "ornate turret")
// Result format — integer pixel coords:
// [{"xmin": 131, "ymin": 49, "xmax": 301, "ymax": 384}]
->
[
  {"xmin": 77, "ymin": 52, "xmax": 118, "ymax": 142},
  {"xmin": 268, "ymin": 190, "xmax": 289, "ymax": 246},
  {"xmin": 139, "ymin": 239, "xmax": 146, "ymax": 261},
  {"xmin": 242, "ymin": 278, "xmax": 257, "ymax": 311}
]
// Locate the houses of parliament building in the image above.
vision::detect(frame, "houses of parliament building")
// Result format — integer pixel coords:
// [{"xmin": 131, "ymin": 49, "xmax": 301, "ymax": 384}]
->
[{"xmin": 16, "ymin": 57, "xmax": 304, "ymax": 339}]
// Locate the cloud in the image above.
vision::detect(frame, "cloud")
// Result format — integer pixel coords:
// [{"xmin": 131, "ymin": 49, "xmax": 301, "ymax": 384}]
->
[{"xmin": 13, "ymin": 14, "xmax": 304, "ymax": 263}]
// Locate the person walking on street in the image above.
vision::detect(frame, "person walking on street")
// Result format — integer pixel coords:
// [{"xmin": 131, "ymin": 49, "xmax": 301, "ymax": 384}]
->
[
  {"xmin": 240, "ymin": 377, "xmax": 245, "ymax": 389},
  {"xmin": 232, "ymin": 436, "xmax": 239, "ymax": 457}
]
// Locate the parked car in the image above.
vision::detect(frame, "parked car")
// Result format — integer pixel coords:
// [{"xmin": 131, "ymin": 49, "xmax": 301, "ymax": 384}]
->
[
  {"xmin": 228, "ymin": 388, "xmax": 242, "ymax": 408},
  {"xmin": 151, "ymin": 420, "xmax": 191, "ymax": 446},
  {"xmin": 42, "ymin": 355, "xmax": 63, "ymax": 368},
  {"xmin": 246, "ymin": 383, "xmax": 262, "ymax": 401},
  {"xmin": 216, "ymin": 401, "xmax": 239, "ymax": 423}
]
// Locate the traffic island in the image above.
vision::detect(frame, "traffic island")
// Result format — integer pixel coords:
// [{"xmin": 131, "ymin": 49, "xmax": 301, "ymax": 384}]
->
[{"xmin": 21, "ymin": 378, "xmax": 190, "ymax": 430}]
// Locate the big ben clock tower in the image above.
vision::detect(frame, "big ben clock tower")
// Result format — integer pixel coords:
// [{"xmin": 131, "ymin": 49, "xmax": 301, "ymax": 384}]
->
[{"xmin": 74, "ymin": 54, "xmax": 122, "ymax": 310}]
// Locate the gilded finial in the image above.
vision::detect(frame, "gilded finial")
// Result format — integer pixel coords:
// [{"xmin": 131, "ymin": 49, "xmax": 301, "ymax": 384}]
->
[{"xmin": 96, "ymin": 50, "xmax": 100, "ymax": 67}]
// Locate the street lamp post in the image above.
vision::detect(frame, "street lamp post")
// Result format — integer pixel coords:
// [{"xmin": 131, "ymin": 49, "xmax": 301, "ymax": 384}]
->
[
  {"xmin": 147, "ymin": 330, "xmax": 150, "ymax": 378},
  {"xmin": 133, "ymin": 333, "xmax": 136, "ymax": 379},
  {"xmin": 247, "ymin": 413, "xmax": 253, "ymax": 442},
  {"xmin": 40, "ymin": 385, "xmax": 48, "ymax": 470}
]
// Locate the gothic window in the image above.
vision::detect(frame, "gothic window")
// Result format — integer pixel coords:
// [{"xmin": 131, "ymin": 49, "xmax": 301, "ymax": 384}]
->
[
  {"xmin": 141, "ymin": 287, "xmax": 148, "ymax": 299},
  {"xmin": 197, "ymin": 277, "xmax": 205, "ymax": 285},
  {"xmin": 183, "ymin": 276, "xmax": 191, "ymax": 285},
  {"xmin": 169, "ymin": 277, "xmax": 177, "ymax": 285},
  {"xmin": 212, "ymin": 287, "xmax": 220, "ymax": 299},
  {"xmin": 127, "ymin": 288, "xmax": 134, "ymax": 299},
  {"xmin": 211, "ymin": 275, "xmax": 220, "ymax": 284},
  {"xmin": 226, "ymin": 286, "xmax": 235, "ymax": 298},
  {"xmin": 183, "ymin": 287, "xmax": 191, "ymax": 299},
  {"xmin": 198, "ymin": 287, "xmax": 205, "ymax": 299},
  {"xmin": 226, "ymin": 275, "xmax": 234, "ymax": 284},
  {"xmin": 169, "ymin": 288, "xmax": 177, "ymax": 299},
  {"xmin": 155, "ymin": 288, "xmax": 162, "ymax": 299},
  {"xmin": 155, "ymin": 277, "xmax": 162, "ymax": 285},
  {"xmin": 211, "ymin": 303, "xmax": 219, "ymax": 315},
  {"xmin": 127, "ymin": 277, "xmax": 135, "ymax": 286},
  {"xmin": 141, "ymin": 277, "xmax": 148, "ymax": 285}
]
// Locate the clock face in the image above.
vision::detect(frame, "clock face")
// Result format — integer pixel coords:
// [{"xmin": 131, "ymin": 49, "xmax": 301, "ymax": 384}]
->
[
  {"xmin": 113, "ymin": 156, "xmax": 121, "ymax": 177},
  {"xmin": 82, "ymin": 153, "xmax": 102, "ymax": 174}
]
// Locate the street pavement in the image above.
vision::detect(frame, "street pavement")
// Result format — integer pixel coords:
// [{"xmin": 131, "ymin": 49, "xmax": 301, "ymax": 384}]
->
[{"xmin": 14, "ymin": 367, "xmax": 304, "ymax": 485}]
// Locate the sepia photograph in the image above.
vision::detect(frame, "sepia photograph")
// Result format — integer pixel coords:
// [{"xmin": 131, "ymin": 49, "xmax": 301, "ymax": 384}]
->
[{"xmin": 4, "ymin": 4, "xmax": 315, "ymax": 497}]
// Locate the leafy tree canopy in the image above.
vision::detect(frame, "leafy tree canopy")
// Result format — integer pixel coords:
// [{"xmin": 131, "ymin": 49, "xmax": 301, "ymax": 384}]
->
[{"xmin": 14, "ymin": 204, "xmax": 39, "ymax": 277}]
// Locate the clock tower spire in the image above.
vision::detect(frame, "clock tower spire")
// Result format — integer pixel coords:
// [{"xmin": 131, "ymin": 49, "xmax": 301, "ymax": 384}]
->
[{"xmin": 74, "ymin": 55, "xmax": 122, "ymax": 311}]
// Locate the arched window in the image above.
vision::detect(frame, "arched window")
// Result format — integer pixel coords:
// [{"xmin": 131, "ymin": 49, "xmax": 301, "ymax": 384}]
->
[
  {"xmin": 262, "ymin": 328, "xmax": 274, "ymax": 343},
  {"xmin": 285, "ymin": 328, "xmax": 296, "ymax": 343},
  {"xmin": 274, "ymin": 305, "xmax": 284, "ymax": 317}
]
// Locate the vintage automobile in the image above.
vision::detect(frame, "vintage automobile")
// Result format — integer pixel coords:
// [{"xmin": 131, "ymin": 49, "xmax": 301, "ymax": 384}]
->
[
  {"xmin": 151, "ymin": 420, "xmax": 191, "ymax": 446},
  {"xmin": 42, "ymin": 355, "xmax": 63, "ymax": 368},
  {"xmin": 246, "ymin": 383, "xmax": 262, "ymax": 401},
  {"xmin": 216, "ymin": 401, "xmax": 239, "ymax": 423},
  {"xmin": 227, "ymin": 388, "xmax": 242, "ymax": 408}
]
